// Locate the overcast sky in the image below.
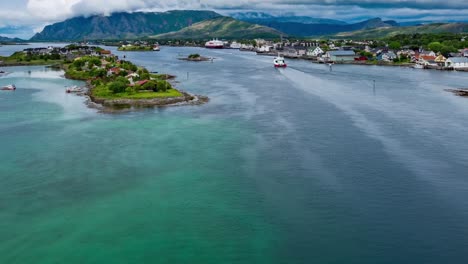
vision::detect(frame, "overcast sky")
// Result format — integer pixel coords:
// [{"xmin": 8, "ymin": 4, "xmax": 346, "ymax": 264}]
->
[{"xmin": 1, "ymin": 0, "xmax": 468, "ymax": 38}]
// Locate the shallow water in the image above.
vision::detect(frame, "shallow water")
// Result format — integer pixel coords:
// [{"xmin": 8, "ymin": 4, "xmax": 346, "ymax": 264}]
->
[{"xmin": 1, "ymin": 45, "xmax": 468, "ymax": 263}]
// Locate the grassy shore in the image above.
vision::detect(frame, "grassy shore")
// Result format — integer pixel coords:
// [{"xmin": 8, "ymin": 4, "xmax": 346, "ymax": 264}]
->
[
  {"xmin": 91, "ymin": 84, "xmax": 183, "ymax": 100},
  {"xmin": 118, "ymin": 46, "xmax": 154, "ymax": 51}
]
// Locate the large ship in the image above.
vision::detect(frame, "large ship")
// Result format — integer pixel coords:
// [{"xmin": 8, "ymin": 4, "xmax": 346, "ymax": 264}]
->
[{"xmin": 205, "ymin": 39, "xmax": 224, "ymax": 49}]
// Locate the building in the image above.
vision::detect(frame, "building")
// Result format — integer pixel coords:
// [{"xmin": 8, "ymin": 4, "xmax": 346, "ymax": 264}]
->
[
  {"xmin": 307, "ymin": 47, "xmax": 324, "ymax": 57},
  {"xmin": 377, "ymin": 51, "xmax": 397, "ymax": 62},
  {"xmin": 445, "ymin": 57, "xmax": 468, "ymax": 69},
  {"xmin": 325, "ymin": 50, "xmax": 356, "ymax": 62},
  {"xmin": 463, "ymin": 49, "xmax": 468, "ymax": 57},
  {"xmin": 434, "ymin": 55, "xmax": 447, "ymax": 66}
]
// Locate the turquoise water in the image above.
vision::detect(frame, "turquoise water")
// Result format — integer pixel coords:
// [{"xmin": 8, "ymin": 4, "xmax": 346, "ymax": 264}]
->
[{"xmin": 1, "ymin": 46, "xmax": 468, "ymax": 263}]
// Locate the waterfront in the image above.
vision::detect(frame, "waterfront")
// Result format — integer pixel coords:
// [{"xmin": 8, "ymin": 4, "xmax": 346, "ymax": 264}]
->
[{"xmin": 1, "ymin": 45, "xmax": 468, "ymax": 263}]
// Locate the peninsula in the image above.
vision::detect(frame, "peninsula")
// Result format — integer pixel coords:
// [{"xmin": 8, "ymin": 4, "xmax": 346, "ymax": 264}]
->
[{"xmin": 1, "ymin": 45, "xmax": 207, "ymax": 110}]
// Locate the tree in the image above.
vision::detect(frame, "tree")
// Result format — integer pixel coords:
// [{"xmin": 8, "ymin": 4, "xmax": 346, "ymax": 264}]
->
[
  {"xmin": 428, "ymin": 42, "xmax": 444, "ymax": 53},
  {"xmin": 108, "ymin": 77, "xmax": 130, "ymax": 94},
  {"xmin": 389, "ymin": 41, "xmax": 401, "ymax": 50}
]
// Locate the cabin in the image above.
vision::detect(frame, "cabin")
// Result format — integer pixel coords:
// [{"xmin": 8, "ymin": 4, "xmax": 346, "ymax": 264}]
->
[
  {"xmin": 324, "ymin": 50, "xmax": 356, "ymax": 62},
  {"xmin": 445, "ymin": 57, "xmax": 468, "ymax": 69},
  {"xmin": 107, "ymin": 67, "xmax": 122, "ymax": 76}
]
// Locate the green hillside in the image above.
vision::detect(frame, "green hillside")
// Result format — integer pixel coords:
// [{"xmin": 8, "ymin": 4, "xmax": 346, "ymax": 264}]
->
[
  {"xmin": 153, "ymin": 17, "xmax": 284, "ymax": 39},
  {"xmin": 333, "ymin": 23, "xmax": 468, "ymax": 39}
]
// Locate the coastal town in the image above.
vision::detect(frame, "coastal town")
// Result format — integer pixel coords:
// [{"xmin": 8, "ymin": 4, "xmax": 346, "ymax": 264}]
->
[{"xmin": 100, "ymin": 36, "xmax": 468, "ymax": 71}]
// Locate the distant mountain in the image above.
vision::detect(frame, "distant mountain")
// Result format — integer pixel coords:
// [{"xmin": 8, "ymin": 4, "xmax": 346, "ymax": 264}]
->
[
  {"xmin": 333, "ymin": 23, "xmax": 468, "ymax": 39},
  {"xmin": 153, "ymin": 17, "xmax": 284, "ymax": 40},
  {"xmin": 231, "ymin": 12, "xmax": 347, "ymax": 25},
  {"xmin": 0, "ymin": 35, "xmax": 25, "ymax": 43},
  {"xmin": 239, "ymin": 17, "xmax": 398, "ymax": 37},
  {"xmin": 30, "ymin": 10, "xmax": 222, "ymax": 41}
]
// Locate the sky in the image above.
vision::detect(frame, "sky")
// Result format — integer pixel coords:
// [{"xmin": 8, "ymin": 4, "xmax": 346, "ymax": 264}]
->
[{"xmin": 1, "ymin": 0, "xmax": 468, "ymax": 39}]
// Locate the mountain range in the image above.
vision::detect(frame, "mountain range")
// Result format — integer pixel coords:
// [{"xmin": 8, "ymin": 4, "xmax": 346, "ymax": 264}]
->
[
  {"xmin": 0, "ymin": 36, "xmax": 25, "ymax": 43},
  {"xmin": 153, "ymin": 17, "xmax": 283, "ymax": 39},
  {"xmin": 31, "ymin": 10, "xmax": 222, "ymax": 41},
  {"xmin": 235, "ymin": 16, "xmax": 399, "ymax": 37},
  {"xmin": 26, "ymin": 10, "xmax": 468, "ymax": 41},
  {"xmin": 230, "ymin": 12, "xmax": 347, "ymax": 25}
]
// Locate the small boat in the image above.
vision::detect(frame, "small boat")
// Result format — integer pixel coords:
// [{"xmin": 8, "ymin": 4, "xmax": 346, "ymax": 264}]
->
[
  {"xmin": 66, "ymin": 85, "xmax": 83, "ymax": 93},
  {"xmin": 205, "ymin": 39, "xmax": 224, "ymax": 49},
  {"xmin": 413, "ymin": 64, "xmax": 424, "ymax": 69},
  {"xmin": 1, "ymin": 84, "xmax": 16, "ymax": 91},
  {"xmin": 274, "ymin": 56, "xmax": 287, "ymax": 68},
  {"xmin": 153, "ymin": 44, "xmax": 160, "ymax": 51}
]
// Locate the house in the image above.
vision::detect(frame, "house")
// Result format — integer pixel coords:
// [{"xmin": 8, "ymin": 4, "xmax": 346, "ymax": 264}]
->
[
  {"xmin": 418, "ymin": 55, "xmax": 436, "ymax": 65},
  {"xmin": 283, "ymin": 47, "xmax": 300, "ymax": 57},
  {"xmin": 420, "ymin": 50, "xmax": 436, "ymax": 57},
  {"xmin": 324, "ymin": 50, "xmax": 356, "ymax": 62},
  {"xmin": 257, "ymin": 45, "xmax": 273, "ymax": 53},
  {"xmin": 377, "ymin": 51, "xmax": 397, "ymax": 62},
  {"xmin": 295, "ymin": 47, "xmax": 307, "ymax": 56},
  {"xmin": 107, "ymin": 67, "xmax": 122, "ymax": 76},
  {"xmin": 99, "ymin": 50, "xmax": 112, "ymax": 57},
  {"xmin": 434, "ymin": 55, "xmax": 447, "ymax": 66},
  {"xmin": 307, "ymin": 47, "xmax": 324, "ymax": 57},
  {"xmin": 463, "ymin": 49, "xmax": 468, "ymax": 57},
  {"xmin": 445, "ymin": 57, "xmax": 468, "ymax": 69}
]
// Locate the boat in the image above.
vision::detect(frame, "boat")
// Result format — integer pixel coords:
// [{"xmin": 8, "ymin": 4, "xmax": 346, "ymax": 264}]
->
[
  {"xmin": 273, "ymin": 56, "xmax": 287, "ymax": 68},
  {"xmin": 153, "ymin": 44, "xmax": 160, "ymax": 51},
  {"xmin": 66, "ymin": 85, "xmax": 83, "ymax": 93},
  {"xmin": 205, "ymin": 39, "xmax": 224, "ymax": 49},
  {"xmin": 413, "ymin": 64, "xmax": 424, "ymax": 69},
  {"xmin": 1, "ymin": 84, "xmax": 16, "ymax": 91},
  {"xmin": 229, "ymin": 42, "xmax": 241, "ymax": 49}
]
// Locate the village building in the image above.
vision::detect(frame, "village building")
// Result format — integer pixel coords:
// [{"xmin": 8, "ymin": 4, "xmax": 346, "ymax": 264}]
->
[
  {"xmin": 307, "ymin": 47, "xmax": 324, "ymax": 57},
  {"xmin": 445, "ymin": 57, "xmax": 468, "ymax": 69},
  {"xmin": 324, "ymin": 50, "xmax": 356, "ymax": 62}
]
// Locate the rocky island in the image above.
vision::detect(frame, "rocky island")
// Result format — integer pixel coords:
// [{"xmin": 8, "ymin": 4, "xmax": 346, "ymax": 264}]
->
[{"xmin": 178, "ymin": 53, "xmax": 212, "ymax": 62}]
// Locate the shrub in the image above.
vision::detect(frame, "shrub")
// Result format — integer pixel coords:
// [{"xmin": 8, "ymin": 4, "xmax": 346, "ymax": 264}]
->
[{"xmin": 188, "ymin": 54, "xmax": 200, "ymax": 59}]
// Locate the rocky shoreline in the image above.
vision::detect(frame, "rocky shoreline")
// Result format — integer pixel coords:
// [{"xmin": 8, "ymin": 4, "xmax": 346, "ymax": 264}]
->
[{"xmin": 445, "ymin": 89, "xmax": 468, "ymax": 98}]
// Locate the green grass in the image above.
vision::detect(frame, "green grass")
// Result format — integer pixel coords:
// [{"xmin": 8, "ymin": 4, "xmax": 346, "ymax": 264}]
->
[
  {"xmin": 118, "ymin": 46, "xmax": 153, "ymax": 51},
  {"xmin": 0, "ymin": 58, "xmax": 63, "ymax": 66},
  {"xmin": 92, "ymin": 85, "xmax": 183, "ymax": 100}
]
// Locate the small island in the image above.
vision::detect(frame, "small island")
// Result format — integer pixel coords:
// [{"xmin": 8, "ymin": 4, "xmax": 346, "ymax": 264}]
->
[
  {"xmin": 178, "ymin": 53, "xmax": 212, "ymax": 62},
  {"xmin": 118, "ymin": 44, "xmax": 159, "ymax": 52},
  {"xmin": 1, "ymin": 45, "xmax": 207, "ymax": 111}
]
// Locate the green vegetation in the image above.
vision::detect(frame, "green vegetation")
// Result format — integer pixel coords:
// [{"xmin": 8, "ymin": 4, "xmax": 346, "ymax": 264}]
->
[
  {"xmin": 118, "ymin": 45, "xmax": 153, "ymax": 51},
  {"xmin": 65, "ymin": 56, "xmax": 182, "ymax": 100},
  {"xmin": 0, "ymin": 51, "xmax": 62, "ymax": 66},
  {"xmin": 188, "ymin": 54, "xmax": 201, "ymax": 59},
  {"xmin": 333, "ymin": 23, "xmax": 468, "ymax": 39},
  {"xmin": 153, "ymin": 17, "xmax": 283, "ymax": 40}
]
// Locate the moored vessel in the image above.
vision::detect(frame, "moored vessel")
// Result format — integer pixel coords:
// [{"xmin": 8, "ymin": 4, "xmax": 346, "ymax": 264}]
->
[
  {"xmin": 1, "ymin": 84, "xmax": 16, "ymax": 91},
  {"xmin": 205, "ymin": 39, "xmax": 224, "ymax": 49}
]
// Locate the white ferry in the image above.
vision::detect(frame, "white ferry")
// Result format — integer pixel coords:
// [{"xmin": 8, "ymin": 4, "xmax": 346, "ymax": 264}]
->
[
  {"xmin": 273, "ymin": 56, "xmax": 287, "ymax": 68},
  {"xmin": 205, "ymin": 39, "xmax": 224, "ymax": 49}
]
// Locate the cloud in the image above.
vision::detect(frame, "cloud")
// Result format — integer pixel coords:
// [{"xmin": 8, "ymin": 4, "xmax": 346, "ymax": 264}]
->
[{"xmin": 1, "ymin": 0, "xmax": 467, "ymax": 38}]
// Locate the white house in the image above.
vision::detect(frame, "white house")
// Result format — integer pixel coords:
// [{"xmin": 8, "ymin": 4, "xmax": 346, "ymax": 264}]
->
[
  {"xmin": 257, "ymin": 45, "xmax": 273, "ymax": 52},
  {"xmin": 445, "ymin": 57, "xmax": 468, "ymax": 69},
  {"xmin": 307, "ymin": 47, "xmax": 324, "ymax": 57}
]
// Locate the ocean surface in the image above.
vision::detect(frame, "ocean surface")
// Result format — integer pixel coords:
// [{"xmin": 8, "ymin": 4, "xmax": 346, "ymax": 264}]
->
[{"xmin": 1, "ymin": 44, "xmax": 468, "ymax": 263}]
